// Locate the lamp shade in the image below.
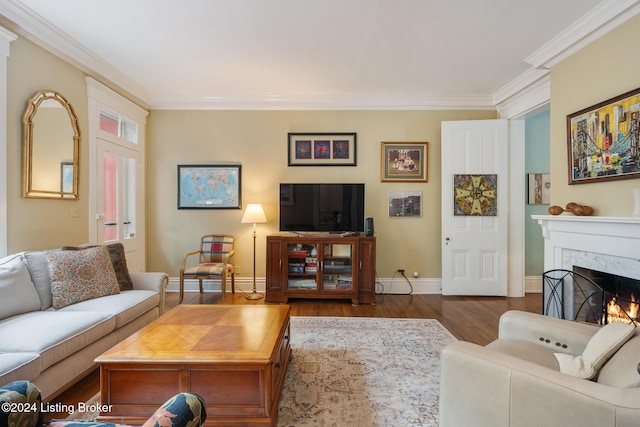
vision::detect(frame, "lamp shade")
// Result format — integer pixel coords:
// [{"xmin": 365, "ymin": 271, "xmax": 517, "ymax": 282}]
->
[{"xmin": 241, "ymin": 203, "xmax": 267, "ymax": 224}]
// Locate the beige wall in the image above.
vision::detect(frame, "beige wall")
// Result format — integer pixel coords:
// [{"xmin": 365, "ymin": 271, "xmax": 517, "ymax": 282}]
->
[
  {"xmin": 550, "ymin": 14, "xmax": 640, "ymax": 216},
  {"xmin": 7, "ymin": 36, "xmax": 89, "ymax": 252},
  {"xmin": 147, "ymin": 109, "xmax": 496, "ymax": 278},
  {"xmin": 12, "ymin": 13, "xmax": 638, "ymax": 281}
]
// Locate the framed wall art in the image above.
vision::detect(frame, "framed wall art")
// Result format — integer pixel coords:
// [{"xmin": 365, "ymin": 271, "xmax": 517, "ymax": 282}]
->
[
  {"xmin": 177, "ymin": 164, "xmax": 241, "ymax": 209},
  {"xmin": 288, "ymin": 132, "xmax": 356, "ymax": 166},
  {"xmin": 454, "ymin": 174, "xmax": 497, "ymax": 216},
  {"xmin": 528, "ymin": 173, "xmax": 550, "ymax": 204},
  {"xmin": 567, "ymin": 86, "xmax": 640, "ymax": 184},
  {"xmin": 381, "ymin": 142, "xmax": 428, "ymax": 182},
  {"xmin": 388, "ymin": 191, "xmax": 422, "ymax": 217}
]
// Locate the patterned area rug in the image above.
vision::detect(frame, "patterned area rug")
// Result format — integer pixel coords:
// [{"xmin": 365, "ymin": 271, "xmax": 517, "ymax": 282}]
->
[
  {"xmin": 69, "ymin": 316, "xmax": 456, "ymax": 426},
  {"xmin": 278, "ymin": 316, "xmax": 456, "ymax": 427}
]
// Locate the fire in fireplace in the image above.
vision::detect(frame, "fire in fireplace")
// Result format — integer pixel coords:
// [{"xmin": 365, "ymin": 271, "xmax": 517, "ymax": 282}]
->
[{"xmin": 542, "ymin": 268, "xmax": 640, "ymax": 325}]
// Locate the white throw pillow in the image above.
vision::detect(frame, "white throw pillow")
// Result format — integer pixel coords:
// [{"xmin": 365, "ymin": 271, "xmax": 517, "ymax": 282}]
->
[
  {"xmin": 0, "ymin": 254, "xmax": 41, "ymax": 320},
  {"xmin": 555, "ymin": 322, "xmax": 635, "ymax": 379}
]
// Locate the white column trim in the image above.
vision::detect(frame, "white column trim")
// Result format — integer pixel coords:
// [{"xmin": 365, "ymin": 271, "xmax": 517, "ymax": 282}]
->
[{"xmin": 0, "ymin": 25, "xmax": 17, "ymax": 257}]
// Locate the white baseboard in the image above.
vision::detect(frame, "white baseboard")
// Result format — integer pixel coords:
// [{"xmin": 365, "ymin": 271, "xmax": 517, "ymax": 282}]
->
[
  {"xmin": 169, "ymin": 276, "xmax": 540, "ymax": 295},
  {"xmin": 525, "ymin": 275, "xmax": 542, "ymax": 293},
  {"xmin": 374, "ymin": 277, "xmax": 442, "ymax": 294},
  {"xmin": 167, "ymin": 277, "xmax": 443, "ymax": 294},
  {"xmin": 167, "ymin": 277, "xmax": 265, "ymax": 293}
]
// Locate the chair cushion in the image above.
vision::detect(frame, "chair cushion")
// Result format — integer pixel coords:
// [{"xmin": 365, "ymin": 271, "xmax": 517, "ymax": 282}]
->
[
  {"xmin": 45, "ymin": 246, "xmax": 120, "ymax": 309},
  {"xmin": 0, "ymin": 311, "xmax": 115, "ymax": 370},
  {"xmin": 486, "ymin": 339, "xmax": 560, "ymax": 370},
  {"xmin": 183, "ymin": 263, "xmax": 233, "ymax": 277},
  {"xmin": 59, "ymin": 290, "xmax": 159, "ymax": 328},
  {"xmin": 554, "ymin": 321, "xmax": 635, "ymax": 379},
  {"xmin": 201, "ymin": 235, "xmax": 234, "ymax": 263},
  {"xmin": 0, "ymin": 353, "xmax": 41, "ymax": 384},
  {"xmin": 597, "ymin": 333, "xmax": 640, "ymax": 388},
  {"xmin": 0, "ymin": 254, "xmax": 41, "ymax": 321}
]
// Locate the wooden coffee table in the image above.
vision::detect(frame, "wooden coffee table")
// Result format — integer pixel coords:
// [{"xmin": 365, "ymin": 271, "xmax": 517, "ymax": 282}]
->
[{"xmin": 95, "ymin": 304, "xmax": 292, "ymax": 426}]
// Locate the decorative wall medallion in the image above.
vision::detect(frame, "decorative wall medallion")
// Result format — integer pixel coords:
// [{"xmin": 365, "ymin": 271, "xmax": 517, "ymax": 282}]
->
[{"xmin": 454, "ymin": 174, "xmax": 497, "ymax": 216}]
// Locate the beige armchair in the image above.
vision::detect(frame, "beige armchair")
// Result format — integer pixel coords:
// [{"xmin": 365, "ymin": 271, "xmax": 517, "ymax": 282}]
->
[{"xmin": 440, "ymin": 310, "xmax": 640, "ymax": 427}]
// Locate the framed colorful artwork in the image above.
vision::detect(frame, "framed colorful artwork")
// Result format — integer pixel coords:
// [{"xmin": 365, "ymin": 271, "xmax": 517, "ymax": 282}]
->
[
  {"xmin": 287, "ymin": 133, "xmax": 356, "ymax": 166},
  {"xmin": 567, "ymin": 86, "xmax": 640, "ymax": 184},
  {"xmin": 381, "ymin": 142, "xmax": 428, "ymax": 182},
  {"xmin": 453, "ymin": 174, "xmax": 497, "ymax": 216},
  {"xmin": 177, "ymin": 164, "xmax": 241, "ymax": 209}
]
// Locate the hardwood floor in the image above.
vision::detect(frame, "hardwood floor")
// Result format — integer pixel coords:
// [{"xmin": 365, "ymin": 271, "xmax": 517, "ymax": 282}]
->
[{"xmin": 44, "ymin": 291, "xmax": 541, "ymax": 421}]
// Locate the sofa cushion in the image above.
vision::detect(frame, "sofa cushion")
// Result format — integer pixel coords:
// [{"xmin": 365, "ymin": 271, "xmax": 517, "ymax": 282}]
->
[
  {"xmin": 0, "ymin": 254, "xmax": 41, "ymax": 320},
  {"xmin": 0, "ymin": 352, "xmax": 41, "ymax": 384},
  {"xmin": 58, "ymin": 290, "xmax": 159, "ymax": 328},
  {"xmin": 22, "ymin": 251, "xmax": 53, "ymax": 310},
  {"xmin": 61, "ymin": 243, "xmax": 133, "ymax": 291},
  {"xmin": 554, "ymin": 321, "xmax": 635, "ymax": 379},
  {"xmin": 597, "ymin": 333, "xmax": 640, "ymax": 388},
  {"xmin": 0, "ymin": 311, "xmax": 116, "ymax": 370},
  {"xmin": 486, "ymin": 339, "xmax": 560, "ymax": 370},
  {"xmin": 45, "ymin": 246, "xmax": 120, "ymax": 309}
]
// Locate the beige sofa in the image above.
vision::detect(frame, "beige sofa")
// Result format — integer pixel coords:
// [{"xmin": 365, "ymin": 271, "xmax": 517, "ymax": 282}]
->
[
  {"xmin": 440, "ymin": 310, "xmax": 640, "ymax": 427},
  {"xmin": 0, "ymin": 246, "xmax": 167, "ymax": 400}
]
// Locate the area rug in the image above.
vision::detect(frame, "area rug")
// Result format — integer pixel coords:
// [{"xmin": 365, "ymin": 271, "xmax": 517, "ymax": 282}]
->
[
  {"xmin": 69, "ymin": 316, "xmax": 456, "ymax": 426},
  {"xmin": 277, "ymin": 316, "xmax": 456, "ymax": 427}
]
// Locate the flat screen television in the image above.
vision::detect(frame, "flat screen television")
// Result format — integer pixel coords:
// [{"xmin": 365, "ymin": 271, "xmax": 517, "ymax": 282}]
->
[{"xmin": 279, "ymin": 183, "xmax": 365, "ymax": 233}]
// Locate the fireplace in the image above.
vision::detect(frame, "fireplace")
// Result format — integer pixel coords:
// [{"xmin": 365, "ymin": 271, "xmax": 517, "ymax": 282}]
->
[
  {"xmin": 533, "ymin": 215, "xmax": 640, "ymax": 324},
  {"xmin": 542, "ymin": 267, "xmax": 640, "ymax": 325}
]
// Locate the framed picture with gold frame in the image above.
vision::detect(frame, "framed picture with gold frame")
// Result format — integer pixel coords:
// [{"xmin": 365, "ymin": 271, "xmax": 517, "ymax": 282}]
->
[{"xmin": 381, "ymin": 142, "xmax": 428, "ymax": 182}]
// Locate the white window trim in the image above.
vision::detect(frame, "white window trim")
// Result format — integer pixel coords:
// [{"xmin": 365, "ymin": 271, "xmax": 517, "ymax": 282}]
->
[{"xmin": 86, "ymin": 77, "xmax": 148, "ymax": 263}]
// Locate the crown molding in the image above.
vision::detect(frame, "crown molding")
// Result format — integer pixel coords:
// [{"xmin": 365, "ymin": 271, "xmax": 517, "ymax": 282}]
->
[
  {"xmin": 495, "ymin": 73, "xmax": 550, "ymax": 120},
  {"xmin": 2, "ymin": 0, "xmax": 639, "ymax": 111},
  {"xmin": 0, "ymin": 0, "xmax": 152, "ymax": 107},
  {"xmin": 150, "ymin": 94, "xmax": 497, "ymax": 111},
  {"xmin": 524, "ymin": 0, "xmax": 640, "ymax": 70}
]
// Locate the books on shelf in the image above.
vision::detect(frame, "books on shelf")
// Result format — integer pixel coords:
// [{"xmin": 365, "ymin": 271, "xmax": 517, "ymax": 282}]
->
[{"xmin": 288, "ymin": 278, "xmax": 317, "ymax": 289}]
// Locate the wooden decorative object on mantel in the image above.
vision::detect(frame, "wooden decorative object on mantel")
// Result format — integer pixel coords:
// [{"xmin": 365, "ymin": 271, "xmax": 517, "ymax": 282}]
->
[{"xmin": 548, "ymin": 202, "xmax": 593, "ymax": 216}]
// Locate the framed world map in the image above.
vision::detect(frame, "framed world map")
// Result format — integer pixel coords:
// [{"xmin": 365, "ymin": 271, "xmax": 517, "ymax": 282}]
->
[{"xmin": 177, "ymin": 164, "xmax": 241, "ymax": 209}]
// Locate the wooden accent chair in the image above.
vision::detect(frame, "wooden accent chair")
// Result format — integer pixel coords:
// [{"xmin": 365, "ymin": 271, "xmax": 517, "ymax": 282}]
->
[{"xmin": 179, "ymin": 235, "xmax": 235, "ymax": 303}]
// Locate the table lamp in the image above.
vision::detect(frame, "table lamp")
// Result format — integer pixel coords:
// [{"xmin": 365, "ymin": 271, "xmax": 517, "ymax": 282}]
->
[{"xmin": 241, "ymin": 203, "xmax": 267, "ymax": 300}]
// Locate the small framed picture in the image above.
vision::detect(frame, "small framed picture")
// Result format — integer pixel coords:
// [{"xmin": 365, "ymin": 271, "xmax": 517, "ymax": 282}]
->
[
  {"xmin": 528, "ymin": 173, "xmax": 550, "ymax": 205},
  {"xmin": 381, "ymin": 142, "xmax": 428, "ymax": 182},
  {"xmin": 288, "ymin": 133, "xmax": 356, "ymax": 166},
  {"xmin": 388, "ymin": 191, "xmax": 422, "ymax": 217},
  {"xmin": 177, "ymin": 164, "xmax": 241, "ymax": 209}
]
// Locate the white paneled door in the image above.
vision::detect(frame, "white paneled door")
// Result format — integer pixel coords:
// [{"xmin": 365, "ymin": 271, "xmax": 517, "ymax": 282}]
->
[{"xmin": 441, "ymin": 120, "xmax": 509, "ymax": 295}]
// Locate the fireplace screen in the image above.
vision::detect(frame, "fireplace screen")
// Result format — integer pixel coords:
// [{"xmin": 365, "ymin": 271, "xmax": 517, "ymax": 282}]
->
[{"xmin": 543, "ymin": 269, "xmax": 639, "ymax": 326}]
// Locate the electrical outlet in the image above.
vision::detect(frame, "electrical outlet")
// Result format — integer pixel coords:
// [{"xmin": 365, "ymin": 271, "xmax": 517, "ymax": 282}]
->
[
  {"xmin": 397, "ymin": 269, "xmax": 405, "ymax": 274},
  {"xmin": 234, "ymin": 266, "xmax": 241, "ymax": 275}
]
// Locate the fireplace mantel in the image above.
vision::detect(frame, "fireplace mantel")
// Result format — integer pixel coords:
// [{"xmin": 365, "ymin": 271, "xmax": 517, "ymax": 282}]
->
[{"xmin": 532, "ymin": 215, "xmax": 640, "ymax": 280}]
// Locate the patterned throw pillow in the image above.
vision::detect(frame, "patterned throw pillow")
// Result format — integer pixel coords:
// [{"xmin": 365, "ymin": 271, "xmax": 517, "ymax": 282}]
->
[
  {"xmin": 45, "ymin": 246, "xmax": 120, "ymax": 309},
  {"xmin": 61, "ymin": 243, "xmax": 133, "ymax": 291}
]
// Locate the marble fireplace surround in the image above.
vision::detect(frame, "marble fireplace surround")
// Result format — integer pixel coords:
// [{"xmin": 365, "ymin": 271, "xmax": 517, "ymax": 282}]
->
[{"xmin": 532, "ymin": 215, "xmax": 640, "ymax": 282}]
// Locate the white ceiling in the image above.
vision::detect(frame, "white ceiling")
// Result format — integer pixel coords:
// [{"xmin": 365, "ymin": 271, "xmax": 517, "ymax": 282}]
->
[{"xmin": 1, "ymin": 0, "xmax": 638, "ymax": 110}]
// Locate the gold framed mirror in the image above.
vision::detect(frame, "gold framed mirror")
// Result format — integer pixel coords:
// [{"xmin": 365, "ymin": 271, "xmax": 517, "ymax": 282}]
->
[{"xmin": 22, "ymin": 90, "xmax": 81, "ymax": 199}]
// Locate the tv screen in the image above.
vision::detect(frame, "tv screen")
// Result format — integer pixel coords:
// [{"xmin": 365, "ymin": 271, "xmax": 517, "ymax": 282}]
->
[{"xmin": 279, "ymin": 183, "xmax": 365, "ymax": 233}]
